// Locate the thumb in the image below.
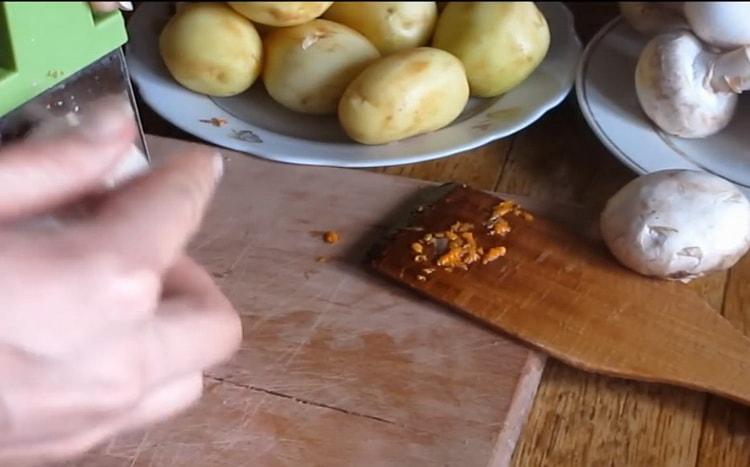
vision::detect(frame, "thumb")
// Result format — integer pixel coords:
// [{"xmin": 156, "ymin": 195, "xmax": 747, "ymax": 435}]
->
[{"xmin": 0, "ymin": 98, "xmax": 137, "ymax": 221}]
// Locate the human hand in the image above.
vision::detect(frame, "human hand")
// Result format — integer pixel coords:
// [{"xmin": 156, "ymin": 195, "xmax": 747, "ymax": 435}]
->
[
  {"xmin": 0, "ymin": 99, "xmax": 242, "ymax": 465},
  {"xmin": 89, "ymin": 1, "xmax": 133, "ymax": 13}
]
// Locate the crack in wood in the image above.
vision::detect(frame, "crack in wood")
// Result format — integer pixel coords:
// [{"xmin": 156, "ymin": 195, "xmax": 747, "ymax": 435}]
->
[{"xmin": 207, "ymin": 376, "xmax": 420, "ymax": 431}]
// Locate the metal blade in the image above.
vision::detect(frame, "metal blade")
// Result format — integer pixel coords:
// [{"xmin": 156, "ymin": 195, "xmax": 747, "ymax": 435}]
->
[{"xmin": 0, "ymin": 48, "xmax": 149, "ymax": 161}]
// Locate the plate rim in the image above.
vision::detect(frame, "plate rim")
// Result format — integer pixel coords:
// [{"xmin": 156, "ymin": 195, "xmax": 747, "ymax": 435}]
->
[
  {"xmin": 128, "ymin": 2, "xmax": 582, "ymax": 168},
  {"xmin": 576, "ymin": 16, "xmax": 750, "ymax": 193},
  {"xmin": 575, "ymin": 16, "xmax": 650, "ymax": 176}
]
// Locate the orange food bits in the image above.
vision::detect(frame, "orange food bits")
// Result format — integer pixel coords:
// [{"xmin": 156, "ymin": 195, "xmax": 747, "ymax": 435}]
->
[
  {"xmin": 491, "ymin": 200, "xmax": 517, "ymax": 219},
  {"xmin": 460, "ymin": 232, "xmax": 481, "ymax": 264},
  {"xmin": 449, "ymin": 221, "xmax": 473, "ymax": 232},
  {"xmin": 482, "ymin": 246, "xmax": 507, "ymax": 264},
  {"xmin": 323, "ymin": 231, "xmax": 339, "ymax": 244},
  {"xmin": 408, "ymin": 198, "xmax": 529, "ymax": 274},
  {"xmin": 200, "ymin": 117, "xmax": 228, "ymax": 127},
  {"xmin": 437, "ymin": 248, "xmax": 463, "ymax": 268},
  {"xmin": 490, "ymin": 219, "xmax": 511, "ymax": 236}
]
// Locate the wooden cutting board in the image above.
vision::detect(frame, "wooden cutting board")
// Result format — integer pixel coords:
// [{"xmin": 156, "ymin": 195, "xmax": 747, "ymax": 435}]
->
[{"xmin": 68, "ymin": 136, "xmax": 602, "ymax": 467}]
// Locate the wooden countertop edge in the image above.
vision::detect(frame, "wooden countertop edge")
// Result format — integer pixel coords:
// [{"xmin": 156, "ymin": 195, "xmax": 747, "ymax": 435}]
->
[{"xmin": 488, "ymin": 352, "xmax": 548, "ymax": 467}]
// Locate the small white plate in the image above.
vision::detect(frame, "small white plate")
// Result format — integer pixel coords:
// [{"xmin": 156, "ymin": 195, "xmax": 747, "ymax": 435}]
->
[
  {"xmin": 126, "ymin": 2, "xmax": 581, "ymax": 168},
  {"xmin": 577, "ymin": 17, "xmax": 750, "ymax": 195}
]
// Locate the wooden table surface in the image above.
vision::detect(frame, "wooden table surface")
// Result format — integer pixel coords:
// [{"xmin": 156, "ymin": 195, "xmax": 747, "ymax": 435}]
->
[{"xmin": 132, "ymin": 3, "xmax": 750, "ymax": 466}]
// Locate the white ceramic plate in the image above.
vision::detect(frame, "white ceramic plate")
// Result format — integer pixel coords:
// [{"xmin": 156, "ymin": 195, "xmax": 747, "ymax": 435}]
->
[
  {"xmin": 577, "ymin": 17, "xmax": 750, "ymax": 195},
  {"xmin": 126, "ymin": 2, "xmax": 581, "ymax": 168}
]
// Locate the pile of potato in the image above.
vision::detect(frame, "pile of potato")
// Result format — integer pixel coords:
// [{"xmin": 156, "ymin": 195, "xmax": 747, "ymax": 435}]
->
[{"xmin": 159, "ymin": 2, "xmax": 550, "ymax": 145}]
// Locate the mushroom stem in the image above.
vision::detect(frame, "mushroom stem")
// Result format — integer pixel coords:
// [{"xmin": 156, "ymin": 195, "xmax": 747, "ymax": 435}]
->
[{"xmin": 710, "ymin": 46, "xmax": 750, "ymax": 93}]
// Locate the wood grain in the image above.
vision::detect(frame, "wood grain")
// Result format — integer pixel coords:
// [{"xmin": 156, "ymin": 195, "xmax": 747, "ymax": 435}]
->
[
  {"xmin": 70, "ymin": 378, "xmax": 516, "ymax": 467},
  {"xmin": 377, "ymin": 140, "xmax": 512, "ymax": 190},
  {"xmin": 497, "ymin": 97, "xmax": 731, "ymax": 467},
  {"xmin": 128, "ymin": 3, "xmax": 750, "ymax": 464},
  {"xmin": 696, "ymin": 254, "xmax": 750, "ymax": 467},
  {"xmin": 67, "ymin": 136, "xmax": 546, "ymax": 467},
  {"xmin": 493, "ymin": 99, "xmax": 633, "ymax": 212},
  {"xmin": 371, "ymin": 185, "xmax": 750, "ymax": 405}
]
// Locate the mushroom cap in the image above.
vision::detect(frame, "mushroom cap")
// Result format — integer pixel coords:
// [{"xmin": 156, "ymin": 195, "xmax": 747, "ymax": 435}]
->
[
  {"xmin": 684, "ymin": 2, "xmax": 750, "ymax": 50},
  {"xmin": 619, "ymin": 2, "xmax": 687, "ymax": 36},
  {"xmin": 601, "ymin": 170, "xmax": 750, "ymax": 281},
  {"xmin": 635, "ymin": 31, "xmax": 737, "ymax": 138}
]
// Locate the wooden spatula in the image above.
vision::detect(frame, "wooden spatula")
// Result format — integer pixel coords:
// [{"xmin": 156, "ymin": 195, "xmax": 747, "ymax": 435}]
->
[{"xmin": 369, "ymin": 184, "xmax": 750, "ymax": 406}]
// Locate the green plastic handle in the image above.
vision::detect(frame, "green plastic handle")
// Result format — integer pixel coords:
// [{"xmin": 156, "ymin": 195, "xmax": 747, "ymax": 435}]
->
[{"xmin": 0, "ymin": 1, "xmax": 127, "ymax": 116}]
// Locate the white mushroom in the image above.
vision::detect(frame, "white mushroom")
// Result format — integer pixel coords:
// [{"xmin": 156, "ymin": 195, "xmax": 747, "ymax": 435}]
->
[
  {"xmin": 635, "ymin": 30, "xmax": 750, "ymax": 138},
  {"xmin": 619, "ymin": 2, "xmax": 687, "ymax": 36},
  {"xmin": 600, "ymin": 170, "xmax": 750, "ymax": 282},
  {"xmin": 683, "ymin": 2, "xmax": 750, "ymax": 50},
  {"xmin": 621, "ymin": 2, "xmax": 750, "ymax": 49}
]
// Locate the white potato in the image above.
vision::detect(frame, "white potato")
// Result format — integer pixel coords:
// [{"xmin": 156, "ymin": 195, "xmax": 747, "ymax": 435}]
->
[
  {"xmin": 159, "ymin": 3, "xmax": 262, "ymax": 96},
  {"xmin": 432, "ymin": 2, "xmax": 550, "ymax": 97},
  {"xmin": 227, "ymin": 2, "xmax": 332, "ymax": 26},
  {"xmin": 323, "ymin": 2, "xmax": 438, "ymax": 55},
  {"xmin": 338, "ymin": 47, "xmax": 469, "ymax": 145},
  {"xmin": 263, "ymin": 19, "xmax": 380, "ymax": 114}
]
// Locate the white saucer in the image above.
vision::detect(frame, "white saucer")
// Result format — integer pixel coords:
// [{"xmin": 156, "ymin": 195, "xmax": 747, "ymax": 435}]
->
[{"xmin": 577, "ymin": 17, "xmax": 750, "ymax": 195}]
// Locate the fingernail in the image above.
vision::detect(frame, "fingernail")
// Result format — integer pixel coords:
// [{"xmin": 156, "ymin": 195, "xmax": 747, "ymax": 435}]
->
[
  {"xmin": 118, "ymin": 1, "xmax": 133, "ymax": 11},
  {"xmin": 213, "ymin": 154, "xmax": 224, "ymax": 182},
  {"xmin": 78, "ymin": 97, "xmax": 133, "ymax": 142},
  {"xmin": 89, "ymin": 2, "xmax": 120, "ymax": 13}
]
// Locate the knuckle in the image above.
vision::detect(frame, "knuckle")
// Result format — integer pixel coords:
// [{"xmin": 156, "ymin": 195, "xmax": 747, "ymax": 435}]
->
[
  {"xmin": 171, "ymin": 176, "xmax": 207, "ymax": 222},
  {"xmin": 72, "ymin": 242, "xmax": 161, "ymax": 313}
]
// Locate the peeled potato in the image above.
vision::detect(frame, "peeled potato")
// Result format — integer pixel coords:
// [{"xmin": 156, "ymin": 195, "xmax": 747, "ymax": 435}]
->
[
  {"xmin": 432, "ymin": 2, "xmax": 550, "ymax": 97},
  {"xmin": 263, "ymin": 19, "xmax": 380, "ymax": 114},
  {"xmin": 227, "ymin": 2, "xmax": 332, "ymax": 26},
  {"xmin": 323, "ymin": 2, "xmax": 438, "ymax": 55},
  {"xmin": 338, "ymin": 47, "xmax": 469, "ymax": 145},
  {"xmin": 159, "ymin": 3, "xmax": 262, "ymax": 96}
]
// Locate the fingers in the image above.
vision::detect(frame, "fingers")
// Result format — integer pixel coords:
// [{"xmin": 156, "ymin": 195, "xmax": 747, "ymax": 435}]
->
[
  {"xmin": 84, "ymin": 147, "xmax": 223, "ymax": 272},
  {"xmin": 120, "ymin": 372, "xmax": 203, "ymax": 432},
  {"xmin": 0, "ymin": 256, "xmax": 236, "ymax": 464},
  {"xmin": 137, "ymin": 257, "xmax": 242, "ymax": 383},
  {"xmin": 85, "ymin": 257, "xmax": 240, "ymax": 389},
  {"xmin": 0, "ymin": 98, "xmax": 136, "ymax": 220},
  {"xmin": 0, "ymin": 373, "xmax": 202, "ymax": 466},
  {"xmin": 89, "ymin": 1, "xmax": 133, "ymax": 13}
]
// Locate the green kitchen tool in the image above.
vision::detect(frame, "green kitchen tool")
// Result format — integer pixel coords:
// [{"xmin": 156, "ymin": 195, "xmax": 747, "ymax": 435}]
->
[{"xmin": 0, "ymin": 1, "xmax": 148, "ymax": 159}]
